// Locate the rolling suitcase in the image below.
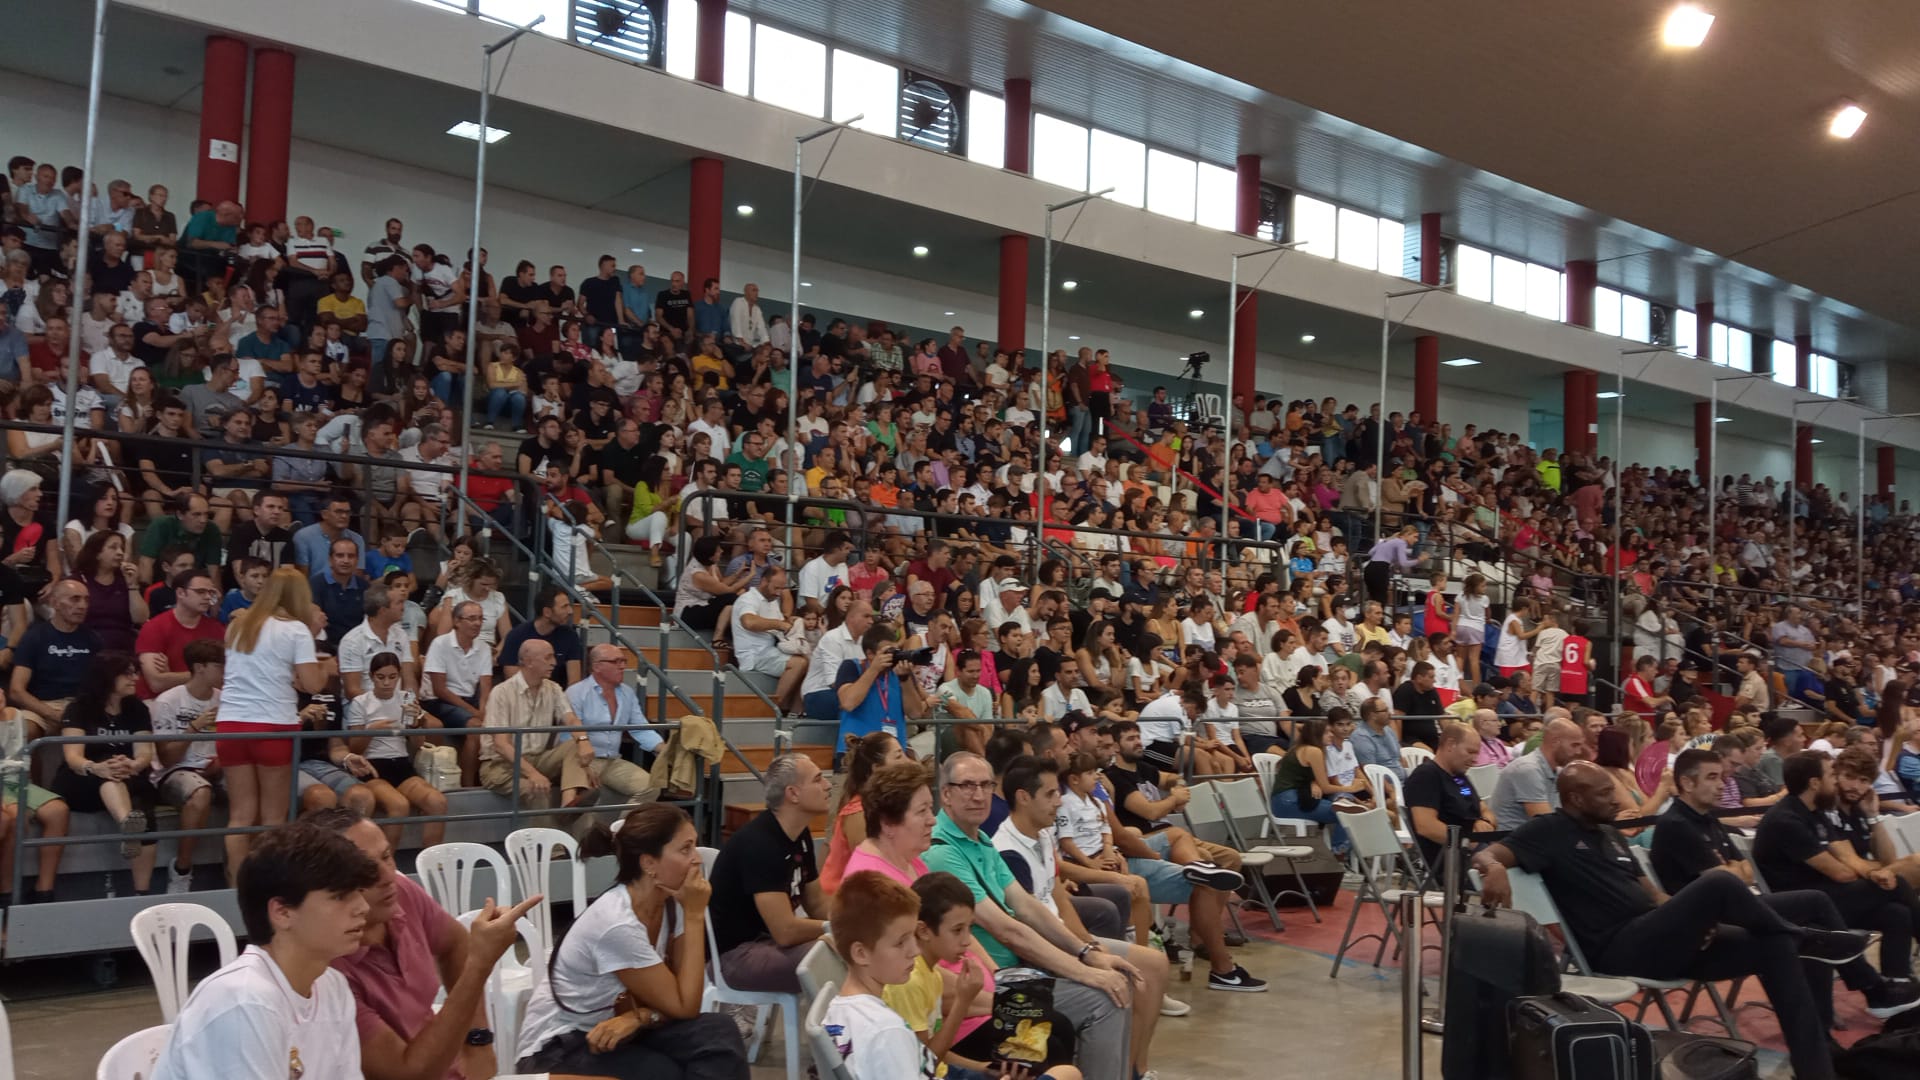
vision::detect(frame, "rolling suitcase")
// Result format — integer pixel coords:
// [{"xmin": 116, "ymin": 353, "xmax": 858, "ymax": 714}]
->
[
  {"xmin": 1442, "ymin": 906, "xmax": 1561, "ymax": 1080},
  {"xmin": 1650, "ymin": 1031, "xmax": 1758, "ymax": 1079},
  {"xmin": 1509, "ymin": 992, "xmax": 1654, "ymax": 1080}
]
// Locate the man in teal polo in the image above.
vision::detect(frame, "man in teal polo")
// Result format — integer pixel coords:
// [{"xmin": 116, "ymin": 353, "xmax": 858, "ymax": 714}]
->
[{"xmin": 922, "ymin": 751, "xmax": 1136, "ymax": 1080}]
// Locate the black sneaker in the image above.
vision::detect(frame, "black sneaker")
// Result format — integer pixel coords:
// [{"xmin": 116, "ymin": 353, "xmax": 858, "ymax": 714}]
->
[
  {"xmin": 1800, "ymin": 928, "xmax": 1873, "ymax": 966},
  {"xmin": 1864, "ymin": 980, "xmax": 1920, "ymax": 1019},
  {"xmin": 1181, "ymin": 862, "xmax": 1245, "ymax": 892},
  {"xmin": 1206, "ymin": 965, "xmax": 1268, "ymax": 993}
]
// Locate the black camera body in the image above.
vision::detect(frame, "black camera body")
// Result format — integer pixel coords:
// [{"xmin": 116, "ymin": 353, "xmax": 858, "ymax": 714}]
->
[{"xmin": 899, "ymin": 647, "xmax": 937, "ymax": 666}]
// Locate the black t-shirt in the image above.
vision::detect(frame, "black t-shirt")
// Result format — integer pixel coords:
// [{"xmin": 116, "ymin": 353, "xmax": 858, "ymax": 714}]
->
[
  {"xmin": 1649, "ymin": 799, "xmax": 1742, "ymax": 893},
  {"xmin": 597, "ymin": 439, "xmax": 650, "ymax": 487},
  {"xmin": 138, "ymin": 438, "xmax": 195, "ymax": 490},
  {"xmin": 571, "ymin": 408, "xmax": 619, "ymax": 445},
  {"xmin": 1826, "ymin": 803, "xmax": 1874, "ymax": 859},
  {"xmin": 707, "ymin": 809, "xmax": 817, "ymax": 954},
  {"xmin": 500, "ymin": 278, "xmax": 544, "ymax": 324},
  {"xmin": 1393, "ymin": 683, "xmax": 1444, "ymax": 749},
  {"xmin": 15, "ymin": 620, "xmax": 101, "ymax": 701},
  {"xmin": 496, "ymin": 619, "xmax": 582, "ymax": 686},
  {"xmin": 89, "ymin": 256, "xmax": 135, "ymax": 297},
  {"xmin": 578, "ymin": 276, "xmax": 621, "ymax": 324},
  {"xmin": 1402, "ymin": 760, "xmax": 1480, "ymax": 868},
  {"xmin": 297, "ymin": 688, "xmax": 344, "ymax": 763},
  {"xmin": 1824, "ymin": 676, "xmax": 1861, "ymax": 721},
  {"xmin": 65, "ymin": 697, "xmax": 151, "ymax": 762},
  {"xmin": 516, "ymin": 435, "xmax": 569, "ymax": 479},
  {"xmin": 226, "ymin": 522, "xmax": 293, "ymax": 582},
  {"xmin": 132, "ymin": 320, "xmax": 170, "ymax": 367},
  {"xmin": 1752, "ymin": 795, "xmax": 1835, "ymax": 894},
  {"xmin": 654, "ymin": 288, "xmax": 692, "ymax": 333},
  {"xmin": 1501, "ymin": 810, "xmax": 1654, "ymax": 960},
  {"xmin": 1103, "ymin": 760, "xmax": 1168, "ymax": 834}
]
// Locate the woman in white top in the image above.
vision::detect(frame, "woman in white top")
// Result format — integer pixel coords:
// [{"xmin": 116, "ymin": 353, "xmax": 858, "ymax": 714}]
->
[
  {"xmin": 1493, "ymin": 595, "xmax": 1538, "ymax": 676},
  {"xmin": 345, "ymin": 652, "xmax": 447, "ymax": 849},
  {"xmin": 147, "ymin": 245, "xmax": 184, "ymax": 303},
  {"xmin": 433, "ymin": 556, "xmax": 511, "ymax": 650},
  {"xmin": 516, "ymin": 804, "xmax": 749, "ymax": 1078},
  {"xmin": 218, "ymin": 567, "xmax": 331, "ymax": 873},
  {"xmin": 548, "ymin": 498, "xmax": 614, "ymax": 592},
  {"xmin": 1453, "ymin": 573, "xmax": 1490, "ymax": 685}
]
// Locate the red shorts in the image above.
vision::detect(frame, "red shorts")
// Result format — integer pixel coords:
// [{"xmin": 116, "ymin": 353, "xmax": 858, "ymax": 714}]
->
[
  {"xmin": 1499, "ymin": 665, "xmax": 1530, "ymax": 679},
  {"xmin": 215, "ymin": 721, "xmax": 297, "ymax": 768}
]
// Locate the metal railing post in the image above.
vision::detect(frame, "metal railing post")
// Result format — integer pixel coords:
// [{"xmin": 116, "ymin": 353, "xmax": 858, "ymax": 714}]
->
[
  {"xmin": 509, "ymin": 729, "xmax": 524, "ymax": 832},
  {"xmin": 1401, "ymin": 889, "xmax": 1423, "ymax": 1079}
]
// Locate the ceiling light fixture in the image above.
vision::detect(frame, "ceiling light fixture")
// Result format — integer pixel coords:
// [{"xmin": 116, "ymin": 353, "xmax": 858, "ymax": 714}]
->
[
  {"xmin": 628, "ymin": 247, "xmax": 645, "ymax": 254},
  {"xmin": 1299, "ymin": 334, "xmax": 1316, "ymax": 344},
  {"xmin": 943, "ymin": 311, "xmax": 955, "ymax": 316},
  {"xmin": 1829, "ymin": 102, "xmax": 1867, "ymax": 139},
  {"xmin": 446, "ymin": 121, "xmax": 509, "ymax": 144},
  {"xmin": 912, "ymin": 245, "xmax": 930, "ymax": 257},
  {"xmin": 736, "ymin": 204, "xmax": 754, "ymax": 216},
  {"xmin": 1597, "ymin": 391, "xmax": 1622, "ymax": 399},
  {"xmin": 1061, "ymin": 280, "xmax": 1078, "ymax": 290},
  {"xmin": 1188, "ymin": 309, "xmax": 1205, "ymax": 319},
  {"xmin": 1068, "ymin": 335, "xmax": 1081, "ymax": 341},
  {"xmin": 1715, "ymin": 416, "xmax": 1732, "ymax": 423},
  {"xmin": 1661, "ymin": 4, "xmax": 1714, "ymax": 48},
  {"xmin": 1442, "ymin": 357, "xmax": 1481, "ymax": 367},
  {"xmin": 800, "ymin": 281, "xmax": 812, "ymax": 287},
  {"xmin": 1811, "ymin": 438, "xmax": 1825, "ymax": 444}
]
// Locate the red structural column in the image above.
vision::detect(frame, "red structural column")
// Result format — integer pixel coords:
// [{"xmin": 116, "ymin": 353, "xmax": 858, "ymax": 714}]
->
[
  {"xmin": 1878, "ymin": 446, "xmax": 1897, "ymax": 501},
  {"xmin": 1563, "ymin": 371, "xmax": 1588, "ymax": 454},
  {"xmin": 1565, "ymin": 259, "xmax": 1597, "ymax": 328},
  {"xmin": 998, "ymin": 235, "xmax": 1028, "ymax": 356},
  {"xmin": 1231, "ymin": 154, "xmax": 1261, "ymax": 404},
  {"xmin": 1695, "ymin": 300, "xmax": 1715, "ymax": 360},
  {"xmin": 1580, "ymin": 370, "xmax": 1601, "ymax": 454},
  {"xmin": 695, "ymin": 0, "xmax": 727, "ymax": 86},
  {"xmin": 1694, "ymin": 400, "xmax": 1714, "ymax": 483},
  {"xmin": 1004, "ymin": 78, "xmax": 1032, "ymax": 175},
  {"xmin": 196, "ymin": 36, "xmax": 248, "ymax": 207},
  {"xmin": 1795, "ymin": 333, "xmax": 1812, "ymax": 390},
  {"xmin": 1414, "ymin": 335, "xmax": 1439, "ymax": 424},
  {"xmin": 1795, "ymin": 424, "xmax": 1815, "ymax": 487},
  {"xmin": 1418, "ymin": 212, "xmax": 1441, "ymax": 287},
  {"xmin": 687, "ymin": 157, "xmax": 723, "ymax": 293},
  {"xmin": 244, "ymin": 49, "xmax": 295, "ymax": 227}
]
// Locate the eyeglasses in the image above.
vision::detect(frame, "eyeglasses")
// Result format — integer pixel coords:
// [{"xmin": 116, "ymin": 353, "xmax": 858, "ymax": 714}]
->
[{"xmin": 945, "ymin": 780, "xmax": 995, "ymax": 795}]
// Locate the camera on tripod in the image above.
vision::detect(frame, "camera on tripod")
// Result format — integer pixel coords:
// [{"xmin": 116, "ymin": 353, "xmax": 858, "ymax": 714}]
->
[{"xmin": 1180, "ymin": 350, "xmax": 1210, "ymax": 378}]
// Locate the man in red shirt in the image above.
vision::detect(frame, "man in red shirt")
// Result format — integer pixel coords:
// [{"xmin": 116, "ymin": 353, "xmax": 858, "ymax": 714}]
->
[
  {"xmin": 134, "ymin": 567, "xmax": 226, "ymax": 699},
  {"xmin": 905, "ymin": 539, "xmax": 960, "ymax": 605},
  {"xmin": 23, "ymin": 313, "xmax": 68, "ymax": 388},
  {"xmin": 1622, "ymin": 655, "xmax": 1674, "ymax": 719},
  {"xmin": 1242, "ymin": 472, "xmax": 1289, "ymax": 541}
]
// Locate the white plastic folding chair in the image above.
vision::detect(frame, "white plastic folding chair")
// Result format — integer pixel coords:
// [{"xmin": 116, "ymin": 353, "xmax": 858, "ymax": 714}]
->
[
  {"xmin": 95, "ymin": 1024, "xmax": 171, "ymax": 1080},
  {"xmin": 803, "ymin": 984, "xmax": 853, "ymax": 1080},
  {"xmin": 1886, "ymin": 813, "xmax": 1920, "ymax": 858},
  {"xmin": 1250, "ymin": 753, "xmax": 1313, "ymax": 839},
  {"xmin": 1464, "ymin": 763, "xmax": 1501, "ymax": 800},
  {"xmin": 129, "ymin": 903, "xmax": 239, "ymax": 1023},
  {"xmin": 698, "ymin": 846, "xmax": 803, "ymax": 1080},
  {"xmin": 1361, "ymin": 763, "xmax": 1416, "ymax": 850},
  {"xmin": 796, "ymin": 938, "xmax": 848, "ymax": 1004},
  {"xmin": 1328, "ymin": 805, "xmax": 1444, "ymax": 978},
  {"xmin": 1184, "ymin": 780, "xmax": 1276, "ymax": 932},
  {"xmin": 505, "ymin": 827, "xmax": 586, "ymax": 970},
  {"xmin": 1504, "ymin": 866, "xmax": 1736, "ymax": 1033},
  {"xmin": 457, "ymin": 908, "xmax": 542, "ymax": 1063},
  {"xmin": 1216, "ymin": 775, "xmax": 1323, "ymax": 923},
  {"xmin": 1400, "ymin": 746, "xmax": 1435, "ymax": 770},
  {"xmin": 416, "ymin": 842, "xmax": 515, "ymax": 917},
  {"xmin": 0, "ymin": 998, "xmax": 14, "ymax": 1080}
]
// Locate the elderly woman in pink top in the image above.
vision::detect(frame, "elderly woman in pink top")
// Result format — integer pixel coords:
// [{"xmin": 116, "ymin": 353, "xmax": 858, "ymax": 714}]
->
[
  {"xmin": 1471, "ymin": 709, "xmax": 1514, "ymax": 768},
  {"xmin": 840, "ymin": 760, "xmax": 938, "ymax": 887}
]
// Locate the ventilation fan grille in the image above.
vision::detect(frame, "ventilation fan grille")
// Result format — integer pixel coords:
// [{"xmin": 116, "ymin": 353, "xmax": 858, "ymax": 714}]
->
[
  {"xmin": 573, "ymin": 0, "xmax": 659, "ymax": 67},
  {"xmin": 899, "ymin": 72, "xmax": 964, "ymax": 154}
]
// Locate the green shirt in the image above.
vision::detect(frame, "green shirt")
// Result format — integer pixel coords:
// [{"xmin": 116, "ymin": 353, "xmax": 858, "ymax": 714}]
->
[
  {"xmin": 180, "ymin": 208, "xmax": 237, "ymax": 248},
  {"xmin": 139, "ymin": 515, "xmax": 224, "ymax": 569},
  {"xmin": 728, "ymin": 451, "xmax": 769, "ymax": 493},
  {"xmin": 922, "ymin": 811, "xmax": 1019, "ymax": 969}
]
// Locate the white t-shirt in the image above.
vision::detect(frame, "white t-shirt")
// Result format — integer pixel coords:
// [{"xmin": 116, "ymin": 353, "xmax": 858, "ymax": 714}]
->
[
  {"xmin": 824, "ymin": 992, "xmax": 938, "ymax": 1080},
  {"xmin": 1137, "ymin": 692, "xmax": 1188, "ymax": 746},
  {"xmin": 549, "ymin": 523, "xmax": 597, "ymax": 585},
  {"xmin": 1323, "ymin": 617, "xmax": 1358, "ymax": 654},
  {"xmin": 423, "ymin": 631, "xmax": 490, "ymax": 701},
  {"xmin": 443, "ymin": 586, "xmax": 507, "ymax": 647},
  {"xmin": 1040, "ymin": 684, "xmax": 1092, "ymax": 722},
  {"xmin": 518, "ymin": 887, "xmax": 677, "ymax": 1061},
  {"xmin": 797, "ymin": 555, "xmax": 847, "ymax": 601},
  {"xmin": 1179, "ymin": 617, "xmax": 1215, "ymax": 651},
  {"xmin": 1203, "ymin": 699, "xmax": 1240, "ymax": 741},
  {"xmin": 1494, "ymin": 613, "xmax": 1530, "ymax": 668},
  {"xmin": 1456, "ymin": 593, "xmax": 1489, "ymax": 633},
  {"xmin": 149, "ymin": 684, "xmax": 218, "ymax": 781},
  {"xmin": 397, "ymin": 446, "xmax": 459, "ymax": 504},
  {"xmin": 1054, "ymin": 787, "xmax": 1109, "ymax": 856},
  {"xmin": 347, "ymin": 689, "xmax": 410, "ymax": 760},
  {"xmin": 730, "ymin": 588, "xmax": 788, "ymax": 668},
  {"xmin": 1432, "ymin": 656, "xmax": 1463, "ymax": 695},
  {"xmin": 153, "ymin": 947, "xmax": 361, "ymax": 1080},
  {"xmin": 220, "ymin": 617, "xmax": 319, "ymax": 726},
  {"xmin": 338, "ymin": 619, "xmax": 415, "ymax": 679}
]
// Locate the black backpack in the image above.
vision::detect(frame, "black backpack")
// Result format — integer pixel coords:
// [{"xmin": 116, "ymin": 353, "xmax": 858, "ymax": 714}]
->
[{"xmin": 1441, "ymin": 905, "xmax": 1561, "ymax": 1080}]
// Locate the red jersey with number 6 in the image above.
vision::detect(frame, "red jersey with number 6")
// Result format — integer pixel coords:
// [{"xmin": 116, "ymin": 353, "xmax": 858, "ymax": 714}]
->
[{"xmin": 1559, "ymin": 636, "xmax": 1591, "ymax": 696}]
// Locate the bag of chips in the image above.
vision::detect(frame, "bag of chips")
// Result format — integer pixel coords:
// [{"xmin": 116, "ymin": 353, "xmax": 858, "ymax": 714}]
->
[{"xmin": 990, "ymin": 968, "xmax": 1057, "ymax": 1064}]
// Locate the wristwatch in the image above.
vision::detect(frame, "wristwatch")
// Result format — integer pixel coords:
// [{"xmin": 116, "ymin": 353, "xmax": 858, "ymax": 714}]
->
[{"xmin": 465, "ymin": 1028, "xmax": 494, "ymax": 1047}]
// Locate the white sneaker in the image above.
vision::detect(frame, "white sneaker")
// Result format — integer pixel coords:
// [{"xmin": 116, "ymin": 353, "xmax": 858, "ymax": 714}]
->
[
  {"xmin": 166, "ymin": 863, "xmax": 193, "ymax": 895},
  {"xmin": 1159, "ymin": 996, "xmax": 1191, "ymax": 1017}
]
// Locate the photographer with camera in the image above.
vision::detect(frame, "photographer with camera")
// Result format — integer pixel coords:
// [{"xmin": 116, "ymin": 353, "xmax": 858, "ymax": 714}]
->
[{"xmin": 834, "ymin": 622, "xmax": 926, "ymax": 753}]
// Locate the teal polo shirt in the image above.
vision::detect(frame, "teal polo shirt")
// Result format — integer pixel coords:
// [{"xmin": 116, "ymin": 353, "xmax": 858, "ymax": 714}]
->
[{"xmin": 923, "ymin": 811, "xmax": 1019, "ymax": 969}]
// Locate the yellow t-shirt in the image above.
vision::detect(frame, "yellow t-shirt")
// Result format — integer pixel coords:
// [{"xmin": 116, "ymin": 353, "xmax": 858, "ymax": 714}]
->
[
  {"xmin": 882, "ymin": 957, "xmax": 949, "ymax": 1077},
  {"xmin": 1357, "ymin": 623, "xmax": 1392, "ymax": 648},
  {"xmin": 317, "ymin": 294, "xmax": 366, "ymax": 321}
]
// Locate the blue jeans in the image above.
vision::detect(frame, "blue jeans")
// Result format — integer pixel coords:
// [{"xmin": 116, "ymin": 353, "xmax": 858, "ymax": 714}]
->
[
  {"xmin": 483, "ymin": 388, "xmax": 527, "ymax": 429},
  {"xmin": 429, "ymin": 371, "xmax": 464, "ymax": 406},
  {"xmin": 1067, "ymin": 404, "xmax": 1091, "ymax": 453},
  {"xmin": 1272, "ymin": 786, "xmax": 1348, "ymax": 855}
]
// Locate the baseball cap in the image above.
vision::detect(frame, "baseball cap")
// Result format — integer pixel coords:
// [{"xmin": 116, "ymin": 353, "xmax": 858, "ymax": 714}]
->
[{"xmin": 1058, "ymin": 711, "xmax": 1098, "ymax": 736}]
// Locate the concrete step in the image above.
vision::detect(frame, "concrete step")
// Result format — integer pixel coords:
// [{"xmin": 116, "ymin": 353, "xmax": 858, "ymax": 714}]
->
[
  {"xmin": 725, "ymin": 741, "xmax": 835, "ymax": 776},
  {"xmin": 666, "ymin": 692, "xmax": 779, "ymax": 719}
]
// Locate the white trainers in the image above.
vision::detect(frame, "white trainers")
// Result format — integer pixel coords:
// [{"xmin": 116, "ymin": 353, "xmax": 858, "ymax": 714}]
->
[
  {"xmin": 166, "ymin": 863, "xmax": 193, "ymax": 895},
  {"xmin": 1158, "ymin": 996, "xmax": 1192, "ymax": 1017}
]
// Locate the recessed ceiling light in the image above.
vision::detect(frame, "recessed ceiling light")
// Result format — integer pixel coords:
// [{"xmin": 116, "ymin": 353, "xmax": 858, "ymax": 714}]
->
[
  {"xmin": 1299, "ymin": 334, "xmax": 1316, "ymax": 344},
  {"xmin": 628, "ymin": 247, "xmax": 645, "ymax": 254},
  {"xmin": 1442, "ymin": 357, "xmax": 1480, "ymax": 367},
  {"xmin": 1061, "ymin": 280, "xmax": 1078, "ymax": 291},
  {"xmin": 1661, "ymin": 4, "xmax": 1714, "ymax": 48},
  {"xmin": 1811, "ymin": 438, "xmax": 1825, "ymax": 444},
  {"xmin": 912, "ymin": 245, "xmax": 930, "ymax": 257},
  {"xmin": 1715, "ymin": 416, "xmax": 1732, "ymax": 423},
  {"xmin": 446, "ymin": 121, "xmax": 509, "ymax": 144},
  {"xmin": 1597, "ymin": 391, "xmax": 1623, "ymax": 399},
  {"xmin": 1829, "ymin": 103, "xmax": 1867, "ymax": 139},
  {"xmin": 736, "ymin": 204, "xmax": 754, "ymax": 216},
  {"xmin": 1188, "ymin": 309, "xmax": 1205, "ymax": 319},
  {"xmin": 1068, "ymin": 335, "xmax": 1081, "ymax": 341},
  {"xmin": 942, "ymin": 311, "xmax": 955, "ymax": 316},
  {"xmin": 800, "ymin": 281, "xmax": 812, "ymax": 287}
]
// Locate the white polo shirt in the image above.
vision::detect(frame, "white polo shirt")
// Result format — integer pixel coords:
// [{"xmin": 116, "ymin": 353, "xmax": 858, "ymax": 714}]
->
[
  {"xmin": 338, "ymin": 618, "xmax": 415, "ymax": 679},
  {"xmin": 730, "ymin": 588, "xmax": 787, "ymax": 669},
  {"xmin": 803, "ymin": 623, "xmax": 864, "ymax": 696},
  {"xmin": 423, "ymin": 630, "xmax": 490, "ymax": 701},
  {"xmin": 992, "ymin": 819, "xmax": 1060, "ymax": 915}
]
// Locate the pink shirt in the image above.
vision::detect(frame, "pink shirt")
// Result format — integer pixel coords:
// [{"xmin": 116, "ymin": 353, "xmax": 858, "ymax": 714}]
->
[
  {"xmin": 841, "ymin": 846, "xmax": 927, "ymax": 889},
  {"xmin": 1244, "ymin": 486, "xmax": 1288, "ymax": 525},
  {"xmin": 1474, "ymin": 735, "xmax": 1513, "ymax": 769},
  {"xmin": 332, "ymin": 875, "xmax": 462, "ymax": 1078}
]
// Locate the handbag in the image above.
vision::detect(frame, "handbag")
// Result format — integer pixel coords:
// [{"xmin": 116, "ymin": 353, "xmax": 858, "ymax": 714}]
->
[{"xmin": 413, "ymin": 745, "xmax": 460, "ymax": 792}]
